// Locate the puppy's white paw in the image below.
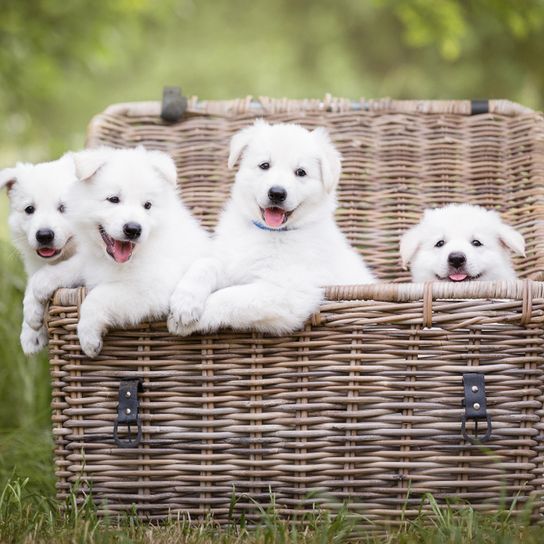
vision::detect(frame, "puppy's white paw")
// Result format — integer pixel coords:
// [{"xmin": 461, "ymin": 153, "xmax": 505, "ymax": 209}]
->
[
  {"xmin": 28, "ymin": 270, "xmax": 56, "ymax": 304},
  {"xmin": 23, "ymin": 294, "xmax": 44, "ymax": 331},
  {"xmin": 77, "ymin": 321, "xmax": 103, "ymax": 359},
  {"xmin": 20, "ymin": 323, "xmax": 48, "ymax": 355},
  {"xmin": 167, "ymin": 287, "xmax": 206, "ymax": 336},
  {"xmin": 32, "ymin": 281, "xmax": 53, "ymax": 304},
  {"xmin": 167, "ymin": 311, "xmax": 200, "ymax": 337}
]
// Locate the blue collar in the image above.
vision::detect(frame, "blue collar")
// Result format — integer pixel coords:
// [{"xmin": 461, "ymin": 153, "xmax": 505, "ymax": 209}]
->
[{"xmin": 252, "ymin": 220, "xmax": 289, "ymax": 232}]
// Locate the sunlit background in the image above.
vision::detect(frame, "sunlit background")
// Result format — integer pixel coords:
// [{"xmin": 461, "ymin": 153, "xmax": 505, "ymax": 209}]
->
[
  {"xmin": 1, "ymin": 0, "xmax": 544, "ymax": 502},
  {"xmin": 3, "ymin": 0, "xmax": 544, "ymax": 165}
]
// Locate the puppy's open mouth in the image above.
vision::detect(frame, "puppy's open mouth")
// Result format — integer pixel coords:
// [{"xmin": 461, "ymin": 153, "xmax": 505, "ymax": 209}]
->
[
  {"xmin": 36, "ymin": 237, "xmax": 72, "ymax": 259},
  {"xmin": 436, "ymin": 272, "xmax": 483, "ymax": 282},
  {"xmin": 36, "ymin": 247, "xmax": 62, "ymax": 259},
  {"xmin": 99, "ymin": 225, "xmax": 135, "ymax": 264},
  {"xmin": 260, "ymin": 207, "xmax": 293, "ymax": 229}
]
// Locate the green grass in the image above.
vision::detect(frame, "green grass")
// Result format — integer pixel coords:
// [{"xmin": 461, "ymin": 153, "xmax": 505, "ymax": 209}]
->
[
  {"xmin": 1, "ymin": 476, "xmax": 544, "ymax": 544},
  {"xmin": 1, "ymin": 236, "xmax": 544, "ymax": 543},
  {"xmin": 0, "ymin": 239, "xmax": 55, "ymax": 507}
]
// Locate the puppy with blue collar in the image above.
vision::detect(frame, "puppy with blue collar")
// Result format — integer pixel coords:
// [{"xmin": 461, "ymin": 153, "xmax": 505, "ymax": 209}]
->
[{"xmin": 167, "ymin": 120, "xmax": 375, "ymax": 336}]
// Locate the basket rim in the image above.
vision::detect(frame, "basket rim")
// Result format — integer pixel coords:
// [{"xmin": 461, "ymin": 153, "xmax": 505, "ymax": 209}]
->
[
  {"xmin": 85, "ymin": 95, "xmax": 539, "ymax": 147},
  {"xmin": 52, "ymin": 279, "xmax": 544, "ymax": 307},
  {"xmin": 90, "ymin": 95, "xmax": 536, "ymax": 121}
]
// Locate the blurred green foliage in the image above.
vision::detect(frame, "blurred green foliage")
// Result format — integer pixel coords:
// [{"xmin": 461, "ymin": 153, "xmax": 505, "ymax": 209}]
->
[{"xmin": 1, "ymin": 0, "xmax": 544, "ymax": 166}]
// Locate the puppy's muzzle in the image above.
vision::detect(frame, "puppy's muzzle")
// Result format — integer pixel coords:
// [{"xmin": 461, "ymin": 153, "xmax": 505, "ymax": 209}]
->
[
  {"xmin": 448, "ymin": 252, "xmax": 466, "ymax": 268},
  {"xmin": 123, "ymin": 222, "xmax": 142, "ymax": 240},
  {"xmin": 267, "ymin": 186, "xmax": 287, "ymax": 205}
]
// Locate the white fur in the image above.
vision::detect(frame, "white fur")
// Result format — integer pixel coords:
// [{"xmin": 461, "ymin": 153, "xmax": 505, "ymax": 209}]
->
[
  {"xmin": 168, "ymin": 121, "xmax": 374, "ymax": 336},
  {"xmin": 0, "ymin": 154, "xmax": 77, "ymax": 354},
  {"xmin": 23, "ymin": 146, "xmax": 209, "ymax": 358},
  {"xmin": 400, "ymin": 204, "xmax": 525, "ymax": 282}
]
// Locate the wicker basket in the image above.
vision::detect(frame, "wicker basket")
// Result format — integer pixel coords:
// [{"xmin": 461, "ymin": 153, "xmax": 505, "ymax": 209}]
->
[{"xmin": 48, "ymin": 95, "xmax": 544, "ymax": 525}]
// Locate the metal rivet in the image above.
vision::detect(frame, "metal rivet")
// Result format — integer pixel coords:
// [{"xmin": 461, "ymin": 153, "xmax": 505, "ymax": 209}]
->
[
  {"xmin": 125, "ymin": 408, "xmax": 131, "ymax": 415},
  {"xmin": 125, "ymin": 391, "xmax": 131, "ymax": 398},
  {"xmin": 473, "ymin": 402, "xmax": 480, "ymax": 410},
  {"xmin": 471, "ymin": 385, "xmax": 478, "ymax": 393}
]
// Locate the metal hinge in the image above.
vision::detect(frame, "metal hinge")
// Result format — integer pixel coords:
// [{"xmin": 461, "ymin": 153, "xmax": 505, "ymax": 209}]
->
[
  {"xmin": 161, "ymin": 86, "xmax": 187, "ymax": 122},
  {"xmin": 470, "ymin": 99, "xmax": 489, "ymax": 115}
]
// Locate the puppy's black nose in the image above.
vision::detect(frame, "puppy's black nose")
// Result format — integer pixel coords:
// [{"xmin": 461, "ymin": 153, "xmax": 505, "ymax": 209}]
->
[
  {"xmin": 268, "ymin": 186, "xmax": 287, "ymax": 203},
  {"xmin": 448, "ymin": 252, "xmax": 466, "ymax": 268},
  {"xmin": 36, "ymin": 229, "xmax": 54, "ymax": 245},
  {"xmin": 123, "ymin": 222, "xmax": 142, "ymax": 240}
]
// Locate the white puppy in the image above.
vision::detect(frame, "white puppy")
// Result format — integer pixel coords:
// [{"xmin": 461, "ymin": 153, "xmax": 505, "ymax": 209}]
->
[
  {"xmin": 400, "ymin": 204, "xmax": 525, "ymax": 282},
  {"xmin": 0, "ymin": 155, "xmax": 77, "ymax": 354},
  {"xmin": 23, "ymin": 146, "xmax": 210, "ymax": 358},
  {"xmin": 168, "ymin": 120, "xmax": 374, "ymax": 336}
]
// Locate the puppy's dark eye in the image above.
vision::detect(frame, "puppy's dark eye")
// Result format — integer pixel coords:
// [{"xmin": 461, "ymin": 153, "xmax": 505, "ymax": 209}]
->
[
  {"xmin": 58, "ymin": 203, "xmax": 65, "ymax": 213},
  {"xmin": 295, "ymin": 168, "xmax": 307, "ymax": 177},
  {"xmin": 24, "ymin": 205, "xmax": 35, "ymax": 215},
  {"xmin": 472, "ymin": 239, "xmax": 483, "ymax": 247},
  {"xmin": 144, "ymin": 201, "xmax": 152, "ymax": 210},
  {"xmin": 435, "ymin": 240, "xmax": 445, "ymax": 248},
  {"xmin": 258, "ymin": 162, "xmax": 270, "ymax": 170},
  {"xmin": 107, "ymin": 196, "xmax": 120, "ymax": 204}
]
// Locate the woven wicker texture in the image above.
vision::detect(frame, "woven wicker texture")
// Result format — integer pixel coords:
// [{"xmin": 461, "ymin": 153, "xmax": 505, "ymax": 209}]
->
[{"xmin": 48, "ymin": 96, "xmax": 544, "ymax": 524}]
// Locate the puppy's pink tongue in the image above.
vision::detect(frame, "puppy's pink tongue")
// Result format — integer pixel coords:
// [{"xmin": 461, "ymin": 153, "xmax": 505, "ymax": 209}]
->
[
  {"xmin": 37, "ymin": 248, "xmax": 57, "ymax": 258},
  {"xmin": 449, "ymin": 273, "xmax": 468, "ymax": 282},
  {"xmin": 263, "ymin": 207, "xmax": 286, "ymax": 228},
  {"xmin": 112, "ymin": 240, "xmax": 133, "ymax": 263}
]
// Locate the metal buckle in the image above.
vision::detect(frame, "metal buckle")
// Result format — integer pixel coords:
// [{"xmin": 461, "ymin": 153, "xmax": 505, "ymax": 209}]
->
[
  {"xmin": 113, "ymin": 378, "xmax": 143, "ymax": 448},
  {"xmin": 461, "ymin": 372, "xmax": 492, "ymax": 444}
]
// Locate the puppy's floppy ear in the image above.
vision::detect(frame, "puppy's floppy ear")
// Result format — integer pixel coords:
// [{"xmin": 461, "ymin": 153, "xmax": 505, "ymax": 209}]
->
[
  {"xmin": 228, "ymin": 119, "xmax": 268, "ymax": 169},
  {"xmin": 72, "ymin": 148, "xmax": 112, "ymax": 182},
  {"xmin": 399, "ymin": 224, "xmax": 423, "ymax": 270},
  {"xmin": 58, "ymin": 152, "xmax": 77, "ymax": 176},
  {"xmin": 498, "ymin": 221, "xmax": 526, "ymax": 257},
  {"xmin": 312, "ymin": 127, "xmax": 342, "ymax": 193},
  {"xmin": 0, "ymin": 167, "xmax": 18, "ymax": 193},
  {"xmin": 148, "ymin": 150, "xmax": 177, "ymax": 186}
]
